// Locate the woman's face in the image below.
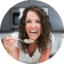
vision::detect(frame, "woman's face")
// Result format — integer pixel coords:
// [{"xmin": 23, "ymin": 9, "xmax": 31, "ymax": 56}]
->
[{"xmin": 25, "ymin": 11, "xmax": 42, "ymax": 41}]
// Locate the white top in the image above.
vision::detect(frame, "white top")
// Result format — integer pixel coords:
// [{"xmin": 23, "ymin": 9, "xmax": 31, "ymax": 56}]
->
[
  {"xmin": 60, "ymin": 38, "xmax": 64, "ymax": 47},
  {"xmin": 12, "ymin": 32, "xmax": 54, "ymax": 63}
]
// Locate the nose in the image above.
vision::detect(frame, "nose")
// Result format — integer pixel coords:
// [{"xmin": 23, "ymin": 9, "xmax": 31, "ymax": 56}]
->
[{"xmin": 31, "ymin": 21, "xmax": 36, "ymax": 28}]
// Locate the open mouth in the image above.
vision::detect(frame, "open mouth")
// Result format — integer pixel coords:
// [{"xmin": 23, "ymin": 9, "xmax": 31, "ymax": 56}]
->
[{"xmin": 29, "ymin": 31, "xmax": 38, "ymax": 35}]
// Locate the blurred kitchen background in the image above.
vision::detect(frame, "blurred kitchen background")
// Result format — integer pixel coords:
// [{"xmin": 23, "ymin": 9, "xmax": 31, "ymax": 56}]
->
[{"xmin": 0, "ymin": 0, "xmax": 64, "ymax": 58}]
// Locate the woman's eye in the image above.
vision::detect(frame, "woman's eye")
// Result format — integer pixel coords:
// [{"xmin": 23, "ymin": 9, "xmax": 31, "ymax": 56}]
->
[
  {"xmin": 26, "ymin": 21, "xmax": 31, "ymax": 23},
  {"xmin": 36, "ymin": 21, "xmax": 40, "ymax": 23}
]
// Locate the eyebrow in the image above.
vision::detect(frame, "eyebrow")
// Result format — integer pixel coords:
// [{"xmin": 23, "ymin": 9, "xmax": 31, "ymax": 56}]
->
[{"xmin": 26, "ymin": 19, "xmax": 40, "ymax": 21}]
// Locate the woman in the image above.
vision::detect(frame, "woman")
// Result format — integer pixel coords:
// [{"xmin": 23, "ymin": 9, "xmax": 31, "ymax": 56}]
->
[{"xmin": 3, "ymin": 5, "xmax": 54, "ymax": 63}]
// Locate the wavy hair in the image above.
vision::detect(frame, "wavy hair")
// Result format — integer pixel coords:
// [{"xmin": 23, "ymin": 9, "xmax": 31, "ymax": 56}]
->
[{"xmin": 18, "ymin": 5, "xmax": 52, "ymax": 53}]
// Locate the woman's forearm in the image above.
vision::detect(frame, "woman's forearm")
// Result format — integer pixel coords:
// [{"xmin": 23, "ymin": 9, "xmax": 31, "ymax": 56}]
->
[
  {"xmin": 8, "ymin": 47, "xmax": 16, "ymax": 59},
  {"xmin": 8, "ymin": 49, "xmax": 13, "ymax": 56}
]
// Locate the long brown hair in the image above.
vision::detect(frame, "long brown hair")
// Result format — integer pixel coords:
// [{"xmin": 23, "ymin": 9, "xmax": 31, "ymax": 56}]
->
[{"xmin": 18, "ymin": 5, "xmax": 52, "ymax": 53}]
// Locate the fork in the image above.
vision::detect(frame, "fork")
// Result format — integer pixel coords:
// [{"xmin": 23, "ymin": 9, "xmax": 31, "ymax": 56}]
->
[
  {"xmin": 3, "ymin": 36, "xmax": 34, "ymax": 44},
  {"xmin": 17, "ymin": 39, "xmax": 34, "ymax": 43}
]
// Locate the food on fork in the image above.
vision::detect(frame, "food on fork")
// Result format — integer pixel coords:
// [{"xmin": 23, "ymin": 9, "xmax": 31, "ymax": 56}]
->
[
  {"xmin": 24, "ymin": 39, "xmax": 28, "ymax": 42},
  {"xmin": 24, "ymin": 39, "xmax": 34, "ymax": 43}
]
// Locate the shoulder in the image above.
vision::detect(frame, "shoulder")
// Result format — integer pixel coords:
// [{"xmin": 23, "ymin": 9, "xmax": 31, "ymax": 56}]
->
[
  {"xmin": 12, "ymin": 31, "xmax": 19, "ymax": 39},
  {"xmin": 50, "ymin": 32, "xmax": 54, "ymax": 44},
  {"xmin": 39, "ymin": 46, "xmax": 52, "ymax": 63},
  {"xmin": 50, "ymin": 32, "xmax": 54, "ymax": 40},
  {"xmin": 47, "ymin": 32, "xmax": 54, "ymax": 48}
]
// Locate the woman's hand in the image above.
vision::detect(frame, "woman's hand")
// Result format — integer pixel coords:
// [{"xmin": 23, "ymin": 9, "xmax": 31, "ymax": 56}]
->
[
  {"xmin": 28, "ymin": 39, "xmax": 31, "ymax": 42},
  {"xmin": 3, "ymin": 35, "xmax": 16, "ymax": 50}
]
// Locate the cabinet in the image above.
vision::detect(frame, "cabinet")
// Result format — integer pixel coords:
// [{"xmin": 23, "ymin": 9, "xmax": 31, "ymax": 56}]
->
[
  {"xmin": 0, "ymin": 1, "xmax": 27, "ymax": 32},
  {"xmin": 0, "ymin": 0, "xmax": 64, "ymax": 32},
  {"xmin": 0, "ymin": 10, "xmax": 11, "ymax": 31},
  {"xmin": 48, "ymin": 6, "xmax": 64, "ymax": 31},
  {"xmin": 0, "ymin": 0, "xmax": 29, "ymax": 32},
  {"xmin": 29, "ymin": 0, "xmax": 48, "ymax": 7},
  {"xmin": 30, "ymin": 0, "xmax": 64, "ymax": 32},
  {"xmin": 11, "ymin": 0, "xmax": 29, "ymax": 8}
]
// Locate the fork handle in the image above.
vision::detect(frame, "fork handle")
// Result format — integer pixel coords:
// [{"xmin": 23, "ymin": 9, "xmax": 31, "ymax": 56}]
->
[{"xmin": 17, "ymin": 39, "xmax": 24, "ymax": 42}]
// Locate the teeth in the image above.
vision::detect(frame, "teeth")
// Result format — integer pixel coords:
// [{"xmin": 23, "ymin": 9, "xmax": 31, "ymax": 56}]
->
[
  {"xmin": 31, "ymin": 31, "xmax": 37, "ymax": 32},
  {"xmin": 31, "ymin": 33, "xmax": 37, "ymax": 35},
  {"xmin": 30, "ymin": 31, "xmax": 37, "ymax": 32}
]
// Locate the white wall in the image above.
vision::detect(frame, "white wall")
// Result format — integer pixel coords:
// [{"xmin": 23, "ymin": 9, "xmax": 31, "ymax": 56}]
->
[{"xmin": 0, "ymin": 31, "xmax": 64, "ymax": 55}]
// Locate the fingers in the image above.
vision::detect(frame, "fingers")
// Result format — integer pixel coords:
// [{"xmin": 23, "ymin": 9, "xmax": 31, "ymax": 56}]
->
[
  {"xmin": 3, "ymin": 36, "xmax": 14, "ymax": 42},
  {"xmin": 4, "ymin": 39, "xmax": 16, "ymax": 45},
  {"xmin": 28, "ymin": 39, "xmax": 31, "ymax": 42},
  {"xmin": 3, "ymin": 35, "xmax": 16, "ymax": 49}
]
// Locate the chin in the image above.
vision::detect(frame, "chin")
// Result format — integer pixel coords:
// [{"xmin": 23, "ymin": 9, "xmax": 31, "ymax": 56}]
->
[
  {"xmin": 28, "ymin": 33, "xmax": 40, "ymax": 40},
  {"xmin": 29, "ymin": 37, "xmax": 38, "ymax": 41}
]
